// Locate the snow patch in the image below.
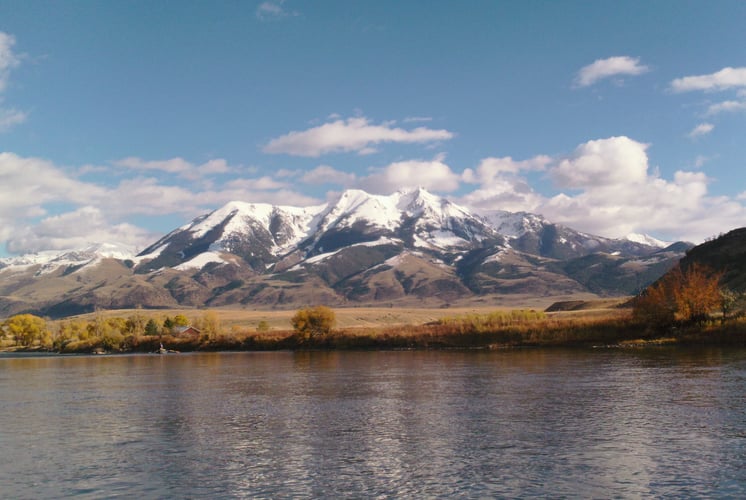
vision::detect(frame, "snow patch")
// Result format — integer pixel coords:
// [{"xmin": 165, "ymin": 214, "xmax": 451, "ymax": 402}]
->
[{"xmin": 174, "ymin": 252, "xmax": 229, "ymax": 271}]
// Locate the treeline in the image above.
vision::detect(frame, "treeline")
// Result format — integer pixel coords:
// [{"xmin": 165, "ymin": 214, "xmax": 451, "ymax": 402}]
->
[
  {"xmin": 3, "ymin": 282, "xmax": 746, "ymax": 353},
  {"xmin": 0, "ymin": 310, "xmax": 224, "ymax": 352}
]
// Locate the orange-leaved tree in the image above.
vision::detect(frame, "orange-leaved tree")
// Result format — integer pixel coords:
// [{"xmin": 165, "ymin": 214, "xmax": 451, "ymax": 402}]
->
[
  {"xmin": 633, "ymin": 263, "xmax": 722, "ymax": 327},
  {"xmin": 670, "ymin": 263, "xmax": 723, "ymax": 324}
]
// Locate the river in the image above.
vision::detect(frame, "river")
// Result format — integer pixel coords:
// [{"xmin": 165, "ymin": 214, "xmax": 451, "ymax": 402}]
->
[{"xmin": 1, "ymin": 348, "xmax": 745, "ymax": 498}]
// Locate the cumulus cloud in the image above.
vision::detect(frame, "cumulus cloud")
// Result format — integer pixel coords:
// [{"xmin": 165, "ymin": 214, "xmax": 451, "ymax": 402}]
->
[
  {"xmin": 0, "ymin": 152, "xmax": 104, "ymax": 213},
  {"xmin": 671, "ymin": 66, "xmax": 746, "ymax": 93},
  {"xmin": 263, "ymin": 116, "xmax": 454, "ymax": 157},
  {"xmin": 358, "ymin": 155, "xmax": 461, "ymax": 194},
  {"xmin": 551, "ymin": 136, "xmax": 649, "ymax": 188},
  {"xmin": 458, "ymin": 136, "xmax": 746, "ymax": 242},
  {"xmin": 7, "ymin": 207, "xmax": 153, "ymax": 254},
  {"xmin": 0, "ymin": 151, "xmax": 323, "ymax": 254},
  {"xmin": 706, "ymin": 100, "xmax": 746, "ymax": 115},
  {"xmin": 574, "ymin": 56, "xmax": 649, "ymax": 87},
  {"xmin": 688, "ymin": 123, "xmax": 714, "ymax": 138}
]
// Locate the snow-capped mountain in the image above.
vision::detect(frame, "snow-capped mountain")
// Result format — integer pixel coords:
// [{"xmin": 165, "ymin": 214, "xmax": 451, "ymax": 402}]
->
[
  {"xmin": 0, "ymin": 188, "xmax": 692, "ymax": 317},
  {"xmin": 0, "ymin": 243, "xmax": 136, "ymax": 275}
]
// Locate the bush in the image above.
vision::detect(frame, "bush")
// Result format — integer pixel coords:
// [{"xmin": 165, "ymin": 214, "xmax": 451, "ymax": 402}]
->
[{"xmin": 291, "ymin": 306, "xmax": 336, "ymax": 341}]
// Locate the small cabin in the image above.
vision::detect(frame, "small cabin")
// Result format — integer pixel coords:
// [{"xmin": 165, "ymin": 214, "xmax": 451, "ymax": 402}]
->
[{"xmin": 173, "ymin": 326, "xmax": 201, "ymax": 338}]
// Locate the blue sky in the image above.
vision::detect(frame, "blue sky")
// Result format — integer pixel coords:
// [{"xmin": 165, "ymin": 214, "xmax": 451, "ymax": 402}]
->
[{"xmin": 1, "ymin": 0, "xmax": 745, "ymax": 256}]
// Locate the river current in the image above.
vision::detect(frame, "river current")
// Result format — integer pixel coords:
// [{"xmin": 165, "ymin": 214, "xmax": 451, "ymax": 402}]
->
[{"xmin": 1, "ymin": 348, "xmax": 745, "ymax": 498}]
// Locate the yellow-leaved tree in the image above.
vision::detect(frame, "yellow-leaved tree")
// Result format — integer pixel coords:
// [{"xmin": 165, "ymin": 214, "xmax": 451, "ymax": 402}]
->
[
  {"xmin": 291, "ymin": 306, "xmax": 336, "ymax": 341},
  {"xmin": 3, "ymin": 314, "xmax": 49, "ymax": 347}
]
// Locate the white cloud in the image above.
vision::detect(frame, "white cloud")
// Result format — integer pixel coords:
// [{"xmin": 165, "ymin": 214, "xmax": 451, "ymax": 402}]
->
[
  {"xmin": 256, "ymin": 0, "xmax": 298, "ymax": 21},
  {"xmin": 358, "ymin": 155, "xmax": 461, "ymax": 194},
  {"xmin": 262, "ymin": 116, "xmax": 454, "ymax": 157},
  {"xmin": 7, "ymin": 207, "xmax": 153, "ymax": 254},
  {"xmin": 224, "ymin": 176, "xmax": 288, "ymax": 191},
  {"xmin": 0, "ymin": 108, "xmax": 26, "ymax": 131},
  {"xmin": 0, "ymin": 151, "xmax": 324, "ymax": 255},
  {"xmin": 459, "ymin": 136, "xmax": 746, "ymax": 243},
  {"xmin": 114, "ymin": 156, "xmax": 234, "ymax": 179},
  {"xmin": 671, "ymin": 66, "xmax": 746, "ymax": 93},
  {"xmin": 688, "ymin": 122, "xmax": 714, "ymax": 138},
  {"xmin": 462, "ymin": 155, "xmax": 551, "ymax": 183},
  {"xmin": 0, "ymin": 32, "xmax": 19, "ymax": 93},
  {"xmin": 551, "ymin": 136, "xmax": 649, "ymax": 188},
  {"xmin": 706, "ymin": 100, "xmax": 746, "ymax": 115},
  {"xmin": 574, "ymin": 56, "xmax": 649, "ymax": 87},
  {"xmin": 301, "ymin": 165, "xmax": 357, "ymax": 186},
  {"xmin": 0, "ymin": 152, "xmax": 104, "ymax": 212},
  {"xmin": 0, "ymin": 32, "xmax": 26, "ymax": 132}
]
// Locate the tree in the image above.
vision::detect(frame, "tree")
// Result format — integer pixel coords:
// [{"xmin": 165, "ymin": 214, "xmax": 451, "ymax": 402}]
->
[
  {"xmin": 632, "ymin": 270, "xmax": 678, "ymax": 328},
  {"xmin": 671, "ymin": 264, "xmax": 723, "ymax": 324},
  {"xmin": 256, "ymin": 320, "xmax": 270, "ymax": 333},
  {"xmin": 633, "ymin": 263, "xmax": 722, "ymax": 327},
  {"xmin": 3, "ymin": 314, "xmax": 48, "ymax": 347},
  {"xmin": 291, "ymin": 306, "xmax": 336, "ymax": 341},
  {"xmin": 144, "ymin": 319, "xmax": 160, "ymax": 336},
  {"xmin": 126, "ymin": 312, "xmax": 146, "ymax": 339},
  {"xmin": 198, "ymin": 311, "xmax": 221, "ymax": 340},
  {"xmin": 720, "ymin": 288, "xmax": 745, "ymax": 323},
  {"xmin": 173, "ymin": 314, "xmax": 189, "ymax": 327}
]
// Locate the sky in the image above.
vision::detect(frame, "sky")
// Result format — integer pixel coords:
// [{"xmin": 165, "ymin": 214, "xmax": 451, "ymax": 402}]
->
[{"xmin": 1, "ymin": 0, "xmax": 745, "ymax": 257}]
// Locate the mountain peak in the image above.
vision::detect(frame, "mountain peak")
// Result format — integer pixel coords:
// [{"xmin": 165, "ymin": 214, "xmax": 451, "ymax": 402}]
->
[{"xmin": 625, "ymin": 233, "xmax": 669, "ymax": 248}]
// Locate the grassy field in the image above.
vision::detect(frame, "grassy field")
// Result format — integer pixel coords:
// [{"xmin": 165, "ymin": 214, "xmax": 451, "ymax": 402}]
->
[{"xmin": 64, "ymin": 292, "xmax": 616, "ymax": 331}]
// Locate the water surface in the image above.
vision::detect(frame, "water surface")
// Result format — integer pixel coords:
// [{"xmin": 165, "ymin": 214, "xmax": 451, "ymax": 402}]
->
[{"xmin": 1, "ymin": 348, "xmax": 745, "ymax": 497}]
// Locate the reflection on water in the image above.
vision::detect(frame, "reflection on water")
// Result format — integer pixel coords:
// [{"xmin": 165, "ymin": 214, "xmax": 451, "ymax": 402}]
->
[{"xmin": 1, "ymin": 349, "xmax": 745, "ymax": 497}]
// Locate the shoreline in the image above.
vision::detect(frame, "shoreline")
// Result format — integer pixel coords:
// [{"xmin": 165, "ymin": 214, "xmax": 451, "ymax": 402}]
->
[{"xmin": 4, "ymin": 324, "xmax": 745, "ymax": 355}]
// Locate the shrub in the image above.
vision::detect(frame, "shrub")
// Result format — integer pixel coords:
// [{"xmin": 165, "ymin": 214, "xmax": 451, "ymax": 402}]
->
[{"xmin": 291, "ymin": 306, "xmax": 336, "ymax": 341}]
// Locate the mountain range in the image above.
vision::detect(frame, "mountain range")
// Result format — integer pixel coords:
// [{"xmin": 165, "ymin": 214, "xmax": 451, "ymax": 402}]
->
[{"xmin": 0, "ymin": 188, "xmax": 690, "ymax": 318}]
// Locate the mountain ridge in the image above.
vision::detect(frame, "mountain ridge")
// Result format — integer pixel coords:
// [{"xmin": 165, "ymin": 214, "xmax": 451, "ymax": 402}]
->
[{"xmin": 0, "ymin": 188, "xmax": 691, "ymax": 318}]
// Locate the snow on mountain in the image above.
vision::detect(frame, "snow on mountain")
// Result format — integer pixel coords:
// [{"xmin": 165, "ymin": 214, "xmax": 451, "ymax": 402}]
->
[
  {"xmin": 481, "ymin": 210, "xmax": 547, "ymax": 238},
  {"xmin": 625, "ymin": 233, "xmax": 669, "ymax": 248},
  {"xmin": 0, "ymin": 242, "xmax": 137, "ymax": 275},
  {"xmin": 173, "ymin": 251, "xmax": 229, "ymax": 271},
  {"xmin": 314, "ymin": 189, "xmax": 402, "ymax": 233},
  {"xmin": 1, "ymin": 188, "xmax": 674, "ymax": 279}
]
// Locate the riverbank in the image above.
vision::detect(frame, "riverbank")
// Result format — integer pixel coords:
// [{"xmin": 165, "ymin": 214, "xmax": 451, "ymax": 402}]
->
[{"xmin": 6, "ymin": 313, "xmax": 745, "ymax": 354}]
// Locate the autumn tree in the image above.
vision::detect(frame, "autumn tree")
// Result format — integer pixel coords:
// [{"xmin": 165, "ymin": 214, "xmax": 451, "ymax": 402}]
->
[
  {"xmin": 671, "ymin": 264, "xmax": 723, "ymax": 324},
  {"xmin": 633, "ymin": 263, "xmax": 723, "ymax": 327},
  {"xmin": 173, "ymin": 314, "xmax": 189, "ymax": 327},
  {"xmin": 3, "ymin": 314, "xmax": 48, "ymax": 347},
  {"xmin": 291, "ymin": 306, "xmax": 336, "ymax": 341},
  {"xmin": 197, "ymin": 311, "xmax": 221, "ymax": 340},
  {"xmin": 126, "ymin": 312, "xmax": 147, "ymax": 339}
]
